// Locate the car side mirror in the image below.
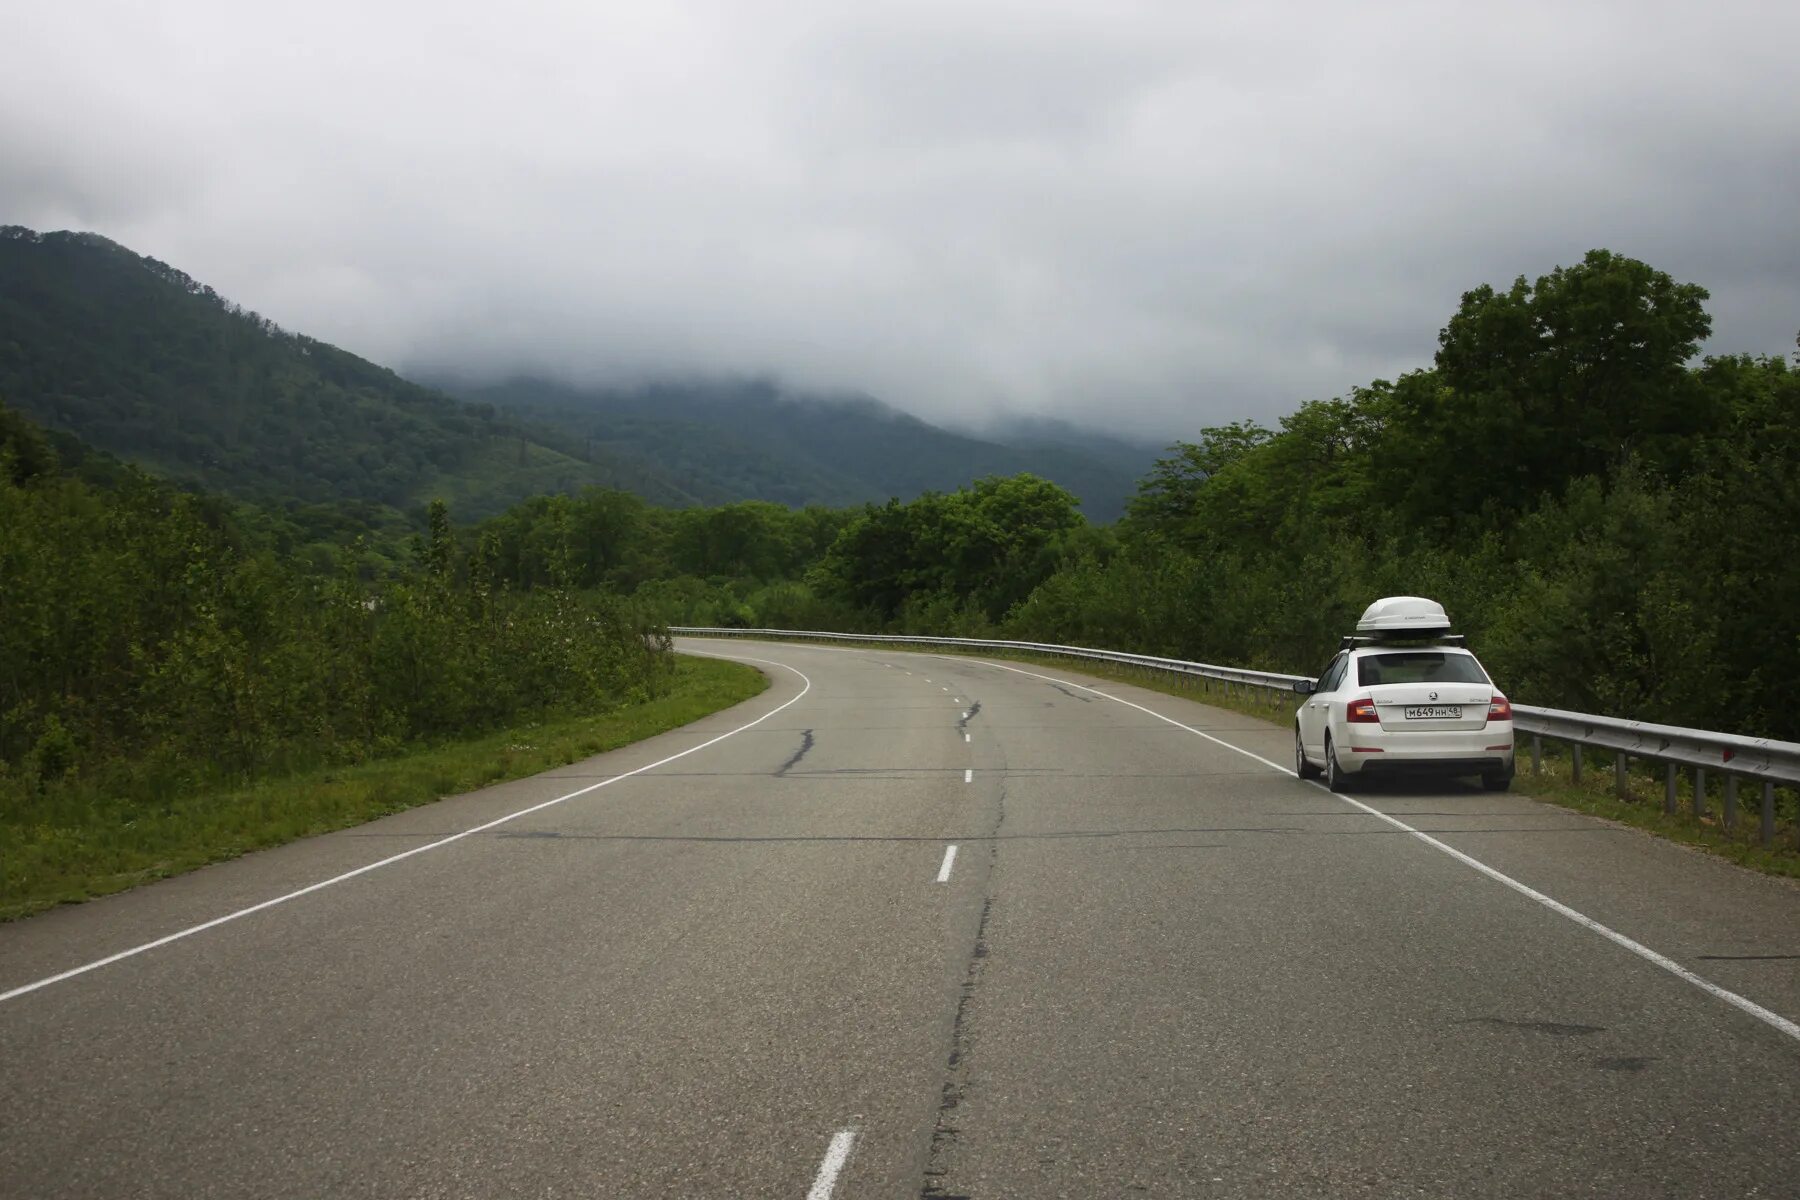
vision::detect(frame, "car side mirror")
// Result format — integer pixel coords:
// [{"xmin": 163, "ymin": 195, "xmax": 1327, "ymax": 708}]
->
[{"xmin": 1293, "ymin": 680, "xmax": 1316, "ymax": 695}]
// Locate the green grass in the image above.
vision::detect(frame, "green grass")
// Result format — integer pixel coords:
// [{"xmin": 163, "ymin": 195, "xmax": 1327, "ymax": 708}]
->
[
  {"xmin": 1507, "ymin": 751, "xmax": 1800, "ymax": 880},
  {"xmin": 696, "ymin": 635, "xmax": 1800, "ymax": 880},
  {"xmin": 0, "ymin": 655, "xmax": 768, "ymax": 920}
]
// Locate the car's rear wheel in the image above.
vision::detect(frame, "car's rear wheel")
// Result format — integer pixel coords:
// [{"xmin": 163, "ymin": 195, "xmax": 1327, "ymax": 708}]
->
[
  {"xmin": 1295, "ymin": 728, "xmax": 1322, "ymax": 780},
  {"xmin": 1481, "ymin": 768, "xmax": 1513, "ymax": 792},
  {"xmin": 1324, "ymin": 733, "xmax": 1353, "ymax": 792}
]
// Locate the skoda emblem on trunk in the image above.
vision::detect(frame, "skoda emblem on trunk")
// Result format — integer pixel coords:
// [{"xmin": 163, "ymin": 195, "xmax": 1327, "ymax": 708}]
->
[{"xmin": 1429, "ymin": 690, "xmax": 1439, "ymax": 700}]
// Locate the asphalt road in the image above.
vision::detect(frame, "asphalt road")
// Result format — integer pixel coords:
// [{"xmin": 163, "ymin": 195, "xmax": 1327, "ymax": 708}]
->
[{"xmin": 3, "ymin": 637, "xmax": 1798, "ymax": 1198}]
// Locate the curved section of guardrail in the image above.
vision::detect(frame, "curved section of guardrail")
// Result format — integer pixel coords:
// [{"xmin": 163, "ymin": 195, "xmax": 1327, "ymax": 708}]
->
[
  {"xmin": 672, "ymin": 625, "xmax": 1800, "ymax": 844},
  {"xmin": 670, "ymin": 626, "xmax": 1312, "ymax": 690}
]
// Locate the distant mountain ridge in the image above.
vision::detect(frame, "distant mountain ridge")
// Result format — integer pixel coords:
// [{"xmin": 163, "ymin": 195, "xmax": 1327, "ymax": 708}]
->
[
  {"xmin": 438, "ymin": 377, "xmax": 1154, "ymax": 519},
  {"xmin": 0, "ymin": 226, "xmax": 1154, "ymax": 519},
  {"xmin": 0, "ymin": 226, "xmax": 702, "ymax": 516}
]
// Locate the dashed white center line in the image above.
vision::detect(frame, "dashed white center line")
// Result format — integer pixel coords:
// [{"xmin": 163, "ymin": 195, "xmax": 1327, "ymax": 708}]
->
[
  {"xmin": 806, "ymin": 1129, "xmax": 858, "ymax": 1200},
  {"xmin": 964, "ymin": 733, "xmax": 971, "ymax": 742},
  {"xmin": 964, "ymin": 768, "xmax": 972, "ymax": 783},
  {"xmin": 936, "ymin": 844, "xmax": 959, "ymax": 882}
]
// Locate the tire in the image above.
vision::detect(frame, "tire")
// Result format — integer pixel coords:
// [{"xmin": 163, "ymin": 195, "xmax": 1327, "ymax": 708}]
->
[
  {"xmin": 1481, "ymin": 769, "xmax": 1513, "ymax": 792},
  {"xmin": 1324, "ymin": 734, "xmax": 1354, "ymax": 792},
  {"xmin": 1295, "ymin": 728, "xmax": 1322, "ymax": 780}
]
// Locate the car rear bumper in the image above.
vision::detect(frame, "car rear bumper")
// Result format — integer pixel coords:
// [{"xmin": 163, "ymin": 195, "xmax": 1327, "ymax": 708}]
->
[
  {"xmin": 1336, "ymin": 724, "xmax": 1514, "ymax": 776},
  {"xmin": 1352, "ymin": 755, "xmax": 1512, "ymax": 778}
]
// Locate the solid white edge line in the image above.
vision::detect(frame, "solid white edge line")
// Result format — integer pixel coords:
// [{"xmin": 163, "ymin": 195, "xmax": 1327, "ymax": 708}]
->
[
  {"xmin": 806, "ymin": 1128, "xmax": 858, "ymax": 1200},
  {"xmin": 937, "ymin": 844, "xmax": 959, "ymax": 883},
  {"xmin": 963, "ymin": 655, "xmax": 1800, "ymax": 1045},
  {"xmin": 0, "ymin": 653, "xmax": 814, "ymax": 1006}
]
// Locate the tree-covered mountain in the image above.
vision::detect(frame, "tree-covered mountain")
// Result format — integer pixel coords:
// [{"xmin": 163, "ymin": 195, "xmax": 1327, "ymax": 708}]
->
[
  {"xmin": 0, "ymin": 228, "xmax": 714, "ymax": 516},
  {"xmin": 2, "ymin": 226, "xmax": 1155, "ymax": 520},
  {"xmin": 436, "ymin": 377, "xmax": 1154, "ymax": 520}
]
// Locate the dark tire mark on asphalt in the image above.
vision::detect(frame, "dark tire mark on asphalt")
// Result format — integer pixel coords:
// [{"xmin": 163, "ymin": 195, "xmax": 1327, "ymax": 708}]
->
[
  {"xmin": 956, "ymin": 701, "xmax": 981, "ymax": 734},
  {"xmin": 774, "ymin": 728, "xmax": 815, "ymax": 777}
]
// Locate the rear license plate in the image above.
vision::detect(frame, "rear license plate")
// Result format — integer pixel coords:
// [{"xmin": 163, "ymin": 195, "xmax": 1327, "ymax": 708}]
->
[{"xmin": 1403, "ymin": 705, "xmax": 1461, "ymax": 720}]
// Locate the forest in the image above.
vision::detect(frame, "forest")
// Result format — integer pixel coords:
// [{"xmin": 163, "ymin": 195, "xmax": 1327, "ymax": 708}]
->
[
  {"xmin": 467, "ymin": 251, "xmax": 1800, "ymax": 744},
  {"xmin": 4, "ymin": 247, "xmax": 1798, "ymax": 820},
  {"xmin": 0, "ymin": 406, "xmax": 672, "ymax": 806}
]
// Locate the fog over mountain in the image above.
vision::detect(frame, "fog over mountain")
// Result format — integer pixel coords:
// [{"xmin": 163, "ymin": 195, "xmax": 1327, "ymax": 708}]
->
[{"xmin": 3, "ymin": 1, "xmax": 1796, "ymax": 439}]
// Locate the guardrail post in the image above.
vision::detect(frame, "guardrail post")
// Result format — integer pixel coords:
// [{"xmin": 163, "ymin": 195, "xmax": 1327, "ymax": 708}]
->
[
  {"xmin": 1571, "ymin": 744, "xmax": 1582, "ymax": 784},
  {"xmin": 1615, "ymin": 753, "xmax": 1628, "ymax": 799},
  {"xmin": 1724, "ymin": 775, "xmax": 1738, "ymax": 833},
  {"xmin": 1693, "ymin": 767, "xmax": 1707, "ymax": 820},
  {"xmin": 1531, "ymin": 735, "xmax": 1541, "ymax": 775},
  {"xmin": 1761, "ymin": 782, "xmax": 1775, "ymax": 847},
  {"xmin": 1664, "ymin": 762, "xmax": 1677, "ymax": 814}
]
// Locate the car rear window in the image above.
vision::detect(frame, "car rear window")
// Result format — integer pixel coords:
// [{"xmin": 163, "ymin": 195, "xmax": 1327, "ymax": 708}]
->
[{"xmin": 1357, "ymin": 652, "xmax": 1490, "ymax": 687}]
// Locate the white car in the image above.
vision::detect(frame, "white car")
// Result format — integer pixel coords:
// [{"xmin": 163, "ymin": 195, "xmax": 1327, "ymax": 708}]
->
[{"xmin": 1293, "ymin": 598, "xmax": 1515, "ymax": 792}]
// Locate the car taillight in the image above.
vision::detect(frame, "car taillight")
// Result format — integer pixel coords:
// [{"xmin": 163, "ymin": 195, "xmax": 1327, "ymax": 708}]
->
[
  {"xmin": 1488, "ymin": 695, "xmax": 1513, "ymax": 721},
  {"xmin": 1347, "ymin": 698, "xmax": 1379, "ymax": 723}
]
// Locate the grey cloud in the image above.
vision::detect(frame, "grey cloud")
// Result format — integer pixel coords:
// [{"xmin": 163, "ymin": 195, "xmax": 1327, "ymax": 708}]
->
[{"xmin": 2, "ymin": 0, "xmax": 1796, "ymax": 440}]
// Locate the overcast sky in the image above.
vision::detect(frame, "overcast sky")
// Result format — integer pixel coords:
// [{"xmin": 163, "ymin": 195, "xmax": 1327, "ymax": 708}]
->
[{"xmin": 3, "ymin": 1, "xmax": 1796, "ymax": 437}]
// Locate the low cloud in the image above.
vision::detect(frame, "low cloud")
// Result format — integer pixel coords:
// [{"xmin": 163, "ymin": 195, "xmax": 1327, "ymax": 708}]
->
[{"xmin": 4, "ymin": 0, "xmax": 1796, "ymax": 438}]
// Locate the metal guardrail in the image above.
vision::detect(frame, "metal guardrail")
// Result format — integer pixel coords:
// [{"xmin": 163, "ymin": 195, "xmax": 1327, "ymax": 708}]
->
[
  {"xmin": 673, "ymin": 626, "xmax": 1800, "ymax": 845},
  {"xmin": 1516, "ymin": 706, "xmax": 1800, "ymax": 843},
  {"xmin": 672, "ymin": 626, "xmax": 1312, "ymax": 691}
]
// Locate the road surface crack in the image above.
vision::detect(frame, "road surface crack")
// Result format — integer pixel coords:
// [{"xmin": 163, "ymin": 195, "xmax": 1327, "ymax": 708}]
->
[
  {"xmin": 920, "ymin": 781, "xmax": 1005, "ymax": 1199},
  {"xmin": 774, "ymin": 728, "xmax": 815, "ymax": 777},
  {"xmin": 957, "ymin": 701, "xmax": 981, "ymax": 734}
]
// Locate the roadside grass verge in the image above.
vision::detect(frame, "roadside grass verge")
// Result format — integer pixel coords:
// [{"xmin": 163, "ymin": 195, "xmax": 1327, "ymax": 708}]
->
[
  {"xmin": 1507, "ymin": 751, "xmax": 1800, "ymax": 881},
  {"xmin": 0, "ymin": 655, "xmax": 768, "ymax": 921},
  {"xmin": 690, "ymin": 635, "xmax": 1800, "ymax": 880}
]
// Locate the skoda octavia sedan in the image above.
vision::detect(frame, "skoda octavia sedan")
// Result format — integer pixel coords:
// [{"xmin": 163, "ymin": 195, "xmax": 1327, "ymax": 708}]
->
[{"xmin": 1293, "ymin": 642, "xmax": 1515, "ymax": 791}]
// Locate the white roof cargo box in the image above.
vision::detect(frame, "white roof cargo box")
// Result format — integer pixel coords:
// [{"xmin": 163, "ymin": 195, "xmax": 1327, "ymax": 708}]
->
[{"xmin": 1356, "ymin": 595, "xmax": 1452, "ymax": 638}]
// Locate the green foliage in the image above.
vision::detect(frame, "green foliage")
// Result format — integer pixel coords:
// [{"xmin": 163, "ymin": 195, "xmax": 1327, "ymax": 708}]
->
[
  {"xmin": 1007, "ymin": 253, "xmax": 1800, "ymax": 742},
  {"xmin": 3, "ymin": 656, "xmax": 766, "ymax": 920},
  {"xmin": 1381, "ymin": 249, "xmax": 1715, "ymax": 525},
  {"xmin": 0, "ymin": 401, "xmax": 674, "ymax": 807},
  {"xmin": 810, "ymin": 475, "xmax": 1084, "ymax": 626}
]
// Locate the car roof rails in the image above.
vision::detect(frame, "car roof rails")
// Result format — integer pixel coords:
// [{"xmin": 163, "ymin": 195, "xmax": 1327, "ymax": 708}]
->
[{"xmin": 1342, "ymin": 633, "xmax": 1467, "ymax": 650}]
